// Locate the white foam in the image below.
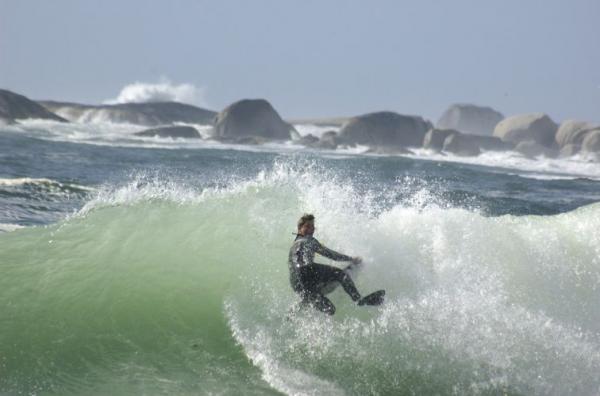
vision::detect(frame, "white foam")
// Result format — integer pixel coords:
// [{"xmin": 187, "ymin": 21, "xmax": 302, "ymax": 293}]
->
[
  {"xmin": 103, "ymin": 77, "xmax": 207, "ymax": 107},
  {"xmin": 293, "ymin": 124, "xmax": 341, "ymax": 138},
  {"xmin": 0, "ymin": 177, "xmax": 94, "ymax": 191},
  {"xmin": 407, "ymin": 148, "xmax": 600, "ymax": 181},
  {"xmin": 0, "ymin": 223, "xmax": 24, "ymax": 233}
]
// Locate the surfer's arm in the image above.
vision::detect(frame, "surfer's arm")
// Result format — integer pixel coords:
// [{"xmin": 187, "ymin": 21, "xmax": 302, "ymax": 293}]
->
[{"xmin": 314, "ymin": 239, "xmax": 353, "ymax": 262}]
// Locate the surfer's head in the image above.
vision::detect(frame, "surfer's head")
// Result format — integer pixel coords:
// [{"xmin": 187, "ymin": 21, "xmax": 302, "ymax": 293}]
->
[{"xmin": 297, "ymin": 213, "xmax": 315, "ymax": 236}]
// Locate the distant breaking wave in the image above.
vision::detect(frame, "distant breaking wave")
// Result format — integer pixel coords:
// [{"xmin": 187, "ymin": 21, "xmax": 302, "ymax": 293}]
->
[{"xmin": 103, "ymin": 78, "xmax": 208, "ymax": 107}]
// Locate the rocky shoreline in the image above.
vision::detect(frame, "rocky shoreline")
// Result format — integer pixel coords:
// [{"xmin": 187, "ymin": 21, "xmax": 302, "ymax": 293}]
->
[{"xmin": 1, "ymin": 88, "xmax": 599, "ymax": 161}]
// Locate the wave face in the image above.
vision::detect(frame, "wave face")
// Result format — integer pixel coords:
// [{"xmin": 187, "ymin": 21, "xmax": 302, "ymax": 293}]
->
[{"xmin": 1, "ymin": 163, "xmax": 599, "ymax": 395}]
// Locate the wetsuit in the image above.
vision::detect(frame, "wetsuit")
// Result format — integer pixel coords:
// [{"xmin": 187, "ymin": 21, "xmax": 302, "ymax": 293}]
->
[{"xmin": 288, "ymin": 234, "xmax": 361, "ymax": 315}]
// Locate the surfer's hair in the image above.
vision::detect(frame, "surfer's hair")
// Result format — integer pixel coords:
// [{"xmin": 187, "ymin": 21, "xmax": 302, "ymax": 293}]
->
[{"xmin": 297, "ymin": 214, "xmax": 315, "ymax": 230}]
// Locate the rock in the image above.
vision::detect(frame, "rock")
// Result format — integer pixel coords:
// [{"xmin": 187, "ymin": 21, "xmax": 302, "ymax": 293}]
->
[
  {"xmin": 423, "ymin": 128, "xmax": 459, "ymax": 151},
  {"xmin": 493, "ymin": 113, "xmax": 558, "ymax": 148},
  {"xmin": 581, "ymin": 129, "xmax": 600, "ymax": 153},
  {"xmin": 467, "ymin": 135, "xmax": 514, "ymax": 151},
  {"xmin": 555, "ymin": 120, "xmax": 597, "ymax": 148},
  {"xmin": 297, "ymin": 131, "xmax": 340, "ymax": 150},
  {"xmin": 212, "ymin": 99, "xmax": 294, "ymax": 141},
  {"xmin": 134, "ymin": 125, "xmax": 201, "ymax": 139},
  {"xmin": 515, "ymin": 141, "xmax": 558, "ymax": 158},
  {"xmin": 442, "ymin": 133, "xmax": 481, "ymax": 156},
  {"xmin": 559, "ymin": 144, "xmax": 581, "ymax": 157},
  {"xmin": 0, "ymin": 89, "xmax": 66, "ymax": 122},
  {"xmin": 317, "ymin": 131, "xmax": 340, "ymax": 149},
  {"xmin": 39, "ymin": 101, "xmax": 216, "ymax": 126},
  {"xmin": 437, "ymin": 104, "xmax": 504, "ymax": 136},
  {"xmin": 297, "ymin": 134, "xmax": 320, "ymax": 146},
  {"xmin": 338, "ymin": 111, "xmax": 431, "ymax": 149}
]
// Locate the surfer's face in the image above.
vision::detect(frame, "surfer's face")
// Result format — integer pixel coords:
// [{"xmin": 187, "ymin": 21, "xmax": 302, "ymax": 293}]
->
[{"xmin": 299, "ymin": 221, "xmax": 315, "ymax": 236}]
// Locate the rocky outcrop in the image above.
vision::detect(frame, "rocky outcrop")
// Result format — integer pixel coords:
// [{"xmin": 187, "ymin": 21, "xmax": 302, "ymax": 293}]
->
[
  {"xmin": 39, "ymin": 101, "xmax": 216, "ymax": 126},
  {"xmin": 493, "ymin": 113, "xmax": 558, "ymax": 148},
  {"xmin": 0, "ymin": 89, "xmax": 66, "ymax": 122},
  {"xmin": 515, "ymin": 141, "xmax": 558, "ymax": 158},
  {"xmin": 298, "ymin": 134, "xmax": 319, "ymax": 147},
  {"xmin": 424, "ymin": 128, "xmax": 511, "ymax": 154},
  {"xmin": 582, "ymin": 129, "xmax": 600, "ymax": 153},
  {"xmin": 212, "ymin": 99, "xmax": 294, "ymax": 142},
  {"xmin": 423, "ymin": 128, "xmax": 459, "ymax": 151},
  {"xmin": 555, "ymin": 120, "xmax": 597, "ymax": 148},
  {"xmin": 297, "ymin": 131, "xmax": 340, "ymax": 150},
  {"xmin": 442, "ymin": 133, "xmax": 481, "ymax": 156},
  {"xmin": 318, "ymin": 131, "xmax": 340, "ymax": 149},
  {"xmin": 134, "ymin": 125, "xmax": 201, "ymax": 139},
  {"xmin": 437, "ymin": 104, "xmax": 504, "ymax": 136},
  {"xmin": 338, "ymin": 112, "xmax": 431, "ymax": 149}
]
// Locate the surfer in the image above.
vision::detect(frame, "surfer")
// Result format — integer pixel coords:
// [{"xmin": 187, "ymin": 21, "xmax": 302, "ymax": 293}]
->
[{"xmin": 288, "ymin": 214, "xmax": 384, "ymax": 315}]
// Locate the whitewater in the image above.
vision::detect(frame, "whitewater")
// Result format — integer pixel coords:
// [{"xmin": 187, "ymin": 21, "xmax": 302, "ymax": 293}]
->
[{"xmin": 1, "ymin": 122, "xmax": 600, "ymax": 395}]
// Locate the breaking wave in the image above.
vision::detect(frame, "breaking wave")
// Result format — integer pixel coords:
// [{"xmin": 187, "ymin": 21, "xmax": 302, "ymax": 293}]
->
[{"xmin": 1, "ymin": 164, "xmax": 599, "ymax": 395}]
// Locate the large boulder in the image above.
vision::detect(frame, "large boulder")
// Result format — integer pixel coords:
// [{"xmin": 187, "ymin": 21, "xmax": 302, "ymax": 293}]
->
[
  {"xmin": 39, "ymin": 101, "xmax": 216, "ymax": 126},
  {"xmin": 0, "ymin": 89, "xmax": 66, "ymax": 122},
  {"xmin": 493, "ymin": 113, "xmax": 558, "ymax": 148},
  {"xmin": 442, "ymin": 133, "xmax": 481, "ymax": 156},
  {"xmin": 515, "ymin": 141, "xmax": 558, "ymax": 158},
  {"xmin": 134, "ymin": 125, "xmax": 201, "ymax": 139},
  {"xmin": 581, "ymin": 129, "xmax": 600, "ymax": 153},
  {"xmin": 212, "ymin": 99, "xmax": 294, "ymax": 141},
  {"xmin": 338, "ymin": 111, "xmax": 431, "ymax": 149},
  {"xmin": 297, "ymin": 131, "xmax": 340, "ymax": 150},
  {"xmin": 437, "ymin": 104, "xmax": 504, "ymax": 136},
  {"xmin": 316, "ymin": 131, "xmax": 340, "ymax": 149},
  {"xmin": 423, "ymin": 128, "xmax": 459, "ymax": 151},
  {"xmin": 424, "ymin": 128, "xmax": 511, "ymax": 153},
  {"xmin": 555, "ymin": 120, "xmax": 597, "ymax": 147}
]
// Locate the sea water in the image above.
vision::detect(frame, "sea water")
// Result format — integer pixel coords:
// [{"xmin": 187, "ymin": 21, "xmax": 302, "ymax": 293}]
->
[{"xmin": 1, "ymin": 121, "xmax": 599, "ymax": 395}]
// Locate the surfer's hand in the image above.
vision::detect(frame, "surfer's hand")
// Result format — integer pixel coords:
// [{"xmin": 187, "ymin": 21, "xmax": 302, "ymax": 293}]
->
[{"xmin": 352, "ymin": 256, "xmax": 363, "ymax": 264}]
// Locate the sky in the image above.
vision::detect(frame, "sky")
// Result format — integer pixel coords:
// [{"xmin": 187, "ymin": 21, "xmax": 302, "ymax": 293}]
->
[{"xmin": 1, "ymin": 0, "xmax": 599, "ymax": 123}]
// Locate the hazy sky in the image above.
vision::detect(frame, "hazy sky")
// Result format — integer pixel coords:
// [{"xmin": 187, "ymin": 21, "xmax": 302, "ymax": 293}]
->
[{"xmin": 1, "ymin": 0, "xmax": 599, "ymax": 123}]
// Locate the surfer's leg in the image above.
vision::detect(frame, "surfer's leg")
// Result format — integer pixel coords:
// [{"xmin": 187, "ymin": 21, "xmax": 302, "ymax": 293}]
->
[
  {"xmin": 310, "ymin": 264, "xmax": 361, "ymax": 302},
  {"xmin": 303, "ymin": 292, "xmax": 336, "ymax": 315}
]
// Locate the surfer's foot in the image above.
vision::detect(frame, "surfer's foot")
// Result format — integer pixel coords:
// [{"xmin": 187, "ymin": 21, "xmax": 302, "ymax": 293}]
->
[{"xmin": 357, "ymin": 290, "xmax": 385, "ymax": 306}]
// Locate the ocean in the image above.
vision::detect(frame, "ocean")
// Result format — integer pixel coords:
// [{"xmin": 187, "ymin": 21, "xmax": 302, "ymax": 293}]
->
[{"xmin": 1, "ymin": 120, "xmax": 600, "ymax": 395}]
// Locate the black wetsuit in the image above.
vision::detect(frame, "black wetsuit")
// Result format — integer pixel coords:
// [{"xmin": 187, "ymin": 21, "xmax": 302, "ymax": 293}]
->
[{"xmin": 288, "ymin": 234, "xmax": 361, "ymax": 315}]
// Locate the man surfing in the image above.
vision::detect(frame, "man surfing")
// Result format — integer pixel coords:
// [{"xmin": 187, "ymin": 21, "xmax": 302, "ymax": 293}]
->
[{"xmin": 288, "ymin": 214, "xmax": 384, "ymax": 315}]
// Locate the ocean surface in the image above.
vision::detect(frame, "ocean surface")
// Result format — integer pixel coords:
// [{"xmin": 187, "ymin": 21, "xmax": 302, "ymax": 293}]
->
[{"xmin": 1, "ymin": 120, "xmax": 600, "ymax": 395}]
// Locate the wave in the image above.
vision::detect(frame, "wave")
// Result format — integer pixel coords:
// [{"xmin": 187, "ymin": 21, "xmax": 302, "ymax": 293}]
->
[
  {"xmin": 1, "ymin": 165, "xmax": 599, "ymax": 395},
  {"xmin": 0, "ymin": 223, "xmax": 24, "ymax": 233},
  {"xmin": 0, "ymin": 177, "xmax": 94, "ymax": 191}
]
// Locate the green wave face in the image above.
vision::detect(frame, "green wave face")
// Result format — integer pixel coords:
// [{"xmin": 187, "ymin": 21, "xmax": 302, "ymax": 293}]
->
[
  {"xmin": 0, "ymin": 181, "xmax": 296, "ymax": 395},
  {"xmin": 1, "ymin": 168, "xmax": 600, "ymax": 395}
]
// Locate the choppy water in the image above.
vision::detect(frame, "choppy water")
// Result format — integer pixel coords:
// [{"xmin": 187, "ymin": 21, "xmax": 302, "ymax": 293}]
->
[{"xmin": 1, "ymin": 122, "xmax": 600, "ymax": 395}]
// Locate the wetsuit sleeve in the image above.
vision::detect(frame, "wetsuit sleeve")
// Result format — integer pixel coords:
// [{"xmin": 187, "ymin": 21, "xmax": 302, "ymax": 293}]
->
[{"xmin": 313, "ymin": 238, "xmax": 353, "ymax": 262}]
